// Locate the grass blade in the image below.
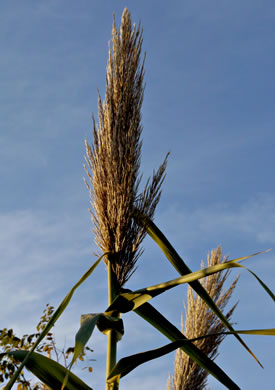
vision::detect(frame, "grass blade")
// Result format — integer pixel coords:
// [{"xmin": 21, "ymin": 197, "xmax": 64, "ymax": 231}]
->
[
  {"xmin": 224, "ymin": 329, "xmax": 275, "ymax": 336},
  {"xmin": 1, "ymin": 350, "xmax": 92, "ymax": 390},
  {"xmin": 229, "ymin": 261, "xmax": 274, "ymax": 302},
  {"xmin": 106, "ymin": 262, "xmax": 243, "ymax": 313},
  {"xmin": 62, "ymin": 313, "xmax": 124, "ymax": 389},
  {"xmin": 5, "ymin": 254, "xmax": 105, "ymax": 390},
  {"xmin": 188, "ymin": 329, "xmax": 275, "ymax": 340},
  {"xmin": 107, "ymin": 328, "xmax": 275, "ymax": 385}
]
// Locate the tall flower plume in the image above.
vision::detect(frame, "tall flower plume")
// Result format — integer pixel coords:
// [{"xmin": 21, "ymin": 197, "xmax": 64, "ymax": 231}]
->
[
  {"xmin": 84, "ymin": 8, "xmax": 168, "ymax": 287},
  {"xmin": 168, "ymin": 246, "xmax": 239, "ymax": 390}
]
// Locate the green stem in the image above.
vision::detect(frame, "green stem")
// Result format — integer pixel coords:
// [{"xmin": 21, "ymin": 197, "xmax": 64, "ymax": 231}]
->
[{"xmin": 106, "ymin": 258, "xmax": 119, "ymax": 390}]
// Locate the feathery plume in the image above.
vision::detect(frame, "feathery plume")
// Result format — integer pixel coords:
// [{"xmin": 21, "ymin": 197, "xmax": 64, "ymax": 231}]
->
[
  {"xmin": 84, "ymin": 8, "xmax": 168, "ymax": 287},
  {"xmin": 168, "ymin": 246, "xmax": 239, "ymax": 390}
]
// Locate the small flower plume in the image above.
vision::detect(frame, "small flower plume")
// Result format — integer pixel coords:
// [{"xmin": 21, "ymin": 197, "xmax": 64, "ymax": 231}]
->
[
  {"xmin": 168, "ymin": 246, "xmax": 239, "ymax": 390},
  {"xmin": 84, "ymin": 8, "xmax": 168, "ymax": 287}
]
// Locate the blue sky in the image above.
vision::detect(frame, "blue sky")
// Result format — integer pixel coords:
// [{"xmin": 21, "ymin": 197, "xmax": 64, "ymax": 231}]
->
[{"xmin": 1, "ymin": 1, "xmax": 274, "ymax": 389}]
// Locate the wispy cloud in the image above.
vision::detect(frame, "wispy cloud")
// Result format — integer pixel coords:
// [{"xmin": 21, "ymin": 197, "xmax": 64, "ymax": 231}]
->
[{"xmin": 0, "ymin": 208, "xmax": 99, "ymax": 327}]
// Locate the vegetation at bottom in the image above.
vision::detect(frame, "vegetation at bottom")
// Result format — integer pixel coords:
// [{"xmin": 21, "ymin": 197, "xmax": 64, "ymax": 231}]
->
[{"xmin": 1, "ymin": 7, "xmax": 274, "ymax": 390}]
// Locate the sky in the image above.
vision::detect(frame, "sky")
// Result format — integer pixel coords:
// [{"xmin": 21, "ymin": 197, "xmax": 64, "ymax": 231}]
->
[{"xmin": 0, "ymin": 0, "xmax": 274, "ymax": 389}]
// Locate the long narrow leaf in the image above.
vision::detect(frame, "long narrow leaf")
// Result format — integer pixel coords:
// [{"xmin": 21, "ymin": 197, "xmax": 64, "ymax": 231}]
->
[
  {"xmin": 220, "ymin": 329, "xmax": 275, "ymax": 336},
  {"xmin": 188, "ymin": 328, "xmax": 275, "ymax": 340},
  {"xmin": 107, "ymin": 340, "xmax": 202, "ymax": 386},
  {"xmin": 133, "ymin": 300, "xmax": 240, "ymax": 389},
  {"xmin": 62, "ymin": 313, "xmax": 124, "ymax": 390},
  {"xmin": 135, "ymin": 211, "xmax": 265, "ymax": 366},
  {"xmin": 106, "ymin": 261, "xmax": 244, "ymax": 313},
  {"xmin": 5, "ymin": 254, "xmax": 105, "ymax": 390},
  {"xmin": 220, "ymin": 249, "xmax": 274, "ymax": 301},
  {"xmin": 62, "ymin": 314, "xmax": 100, "ymax": 390},
  {"xmin": 107, "ymin": 327, "xmax": 275, "ymax": 385},
  {"xmin": 1, "ymin": 350, "xmax": 92, "ymax": 390},
  {"xmin": 234, "ymin": 264, "xmax": 274, "ymax": 302},
  {"xmin": 106, "ymin": 253, "xmax": 273, "ymax": 313}
]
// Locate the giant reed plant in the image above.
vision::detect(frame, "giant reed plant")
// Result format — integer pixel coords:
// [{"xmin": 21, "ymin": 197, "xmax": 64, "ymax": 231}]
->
[
  {"xmin": 2, "ymin": 8, "xmax": 274, "ymax": 390},
  {"xmin": 84, "ymin": 8, "xmax": 168, "ymax": 387}
]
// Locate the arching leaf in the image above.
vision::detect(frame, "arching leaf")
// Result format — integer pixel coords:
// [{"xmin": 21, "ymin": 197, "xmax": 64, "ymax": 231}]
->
[
  {"xmin": 5, "ymin": 254, "xmax": 105, "ymax": 390},
  {"xmin": 1, "ymin": 350, "xmax": 92, "ymax": 390}
]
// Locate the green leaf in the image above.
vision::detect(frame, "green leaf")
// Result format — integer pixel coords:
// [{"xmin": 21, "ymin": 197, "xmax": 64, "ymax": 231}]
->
[
  {"xmin": 234, "ymin": 264, "xmax": 274, "ymax": 302},
  {"xmin": 224, "ymin": 328, "xmax": 275, "ymax": 336},
  {"xmin": 134, "ymin": 300, "xmax": 240, "ymax": 389},
  {"xmin": 5, "ymin": 254, "xmax": 105, "ymax": 390},
  {"xmin": 106, "ymin": 251, "xmax": 273, "ymax": 314},
  {"xmin": 1, "ymin": 350, "xmax": 92, "ymax": 390},
  {"xmin": 62, "ymin": 313, "xmax": 124, "ymax": 389},
  {"xmin": 214, "ymin": 249, "xmax": 274, "ymax": 301},
  {"xmin": 189, "ymin": 328, "xmax": 275, "ymax": 339},
  {"xmin": 107, "ymin": 340, "xmax": 194, "ymax": 385},
  {"xmin": 106, "ymin": 260, "xmax": 254, "ymax": 313},
  {"xmin": 109, "ymin": 335, "xmax": 240, "ymax": 389},
  {"xmin": 107, "ymin": 328, "xmax": 275, "ymax": 385},
  {"xmin": 93, "ymin": 313, "xmax": 124, "ymax": 339},
  {"xmin": 134, "ymin": 211, "xmax": 268, "ymax": 366}
]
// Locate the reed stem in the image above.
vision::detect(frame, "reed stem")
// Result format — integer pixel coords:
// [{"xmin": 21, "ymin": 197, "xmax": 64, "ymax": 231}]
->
[{"xmin": 106, "ymin": 258, "xmax": 119, "ymax": 390}]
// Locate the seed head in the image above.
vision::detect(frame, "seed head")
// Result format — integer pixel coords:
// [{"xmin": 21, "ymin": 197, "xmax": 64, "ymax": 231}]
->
[
  {"xmin": 168, "ymin": 246, "xmax": 239, "ymax": 390},
  {"xmin": 84, "ymin": 8, "xmax": 168, "ymax": 286}
]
